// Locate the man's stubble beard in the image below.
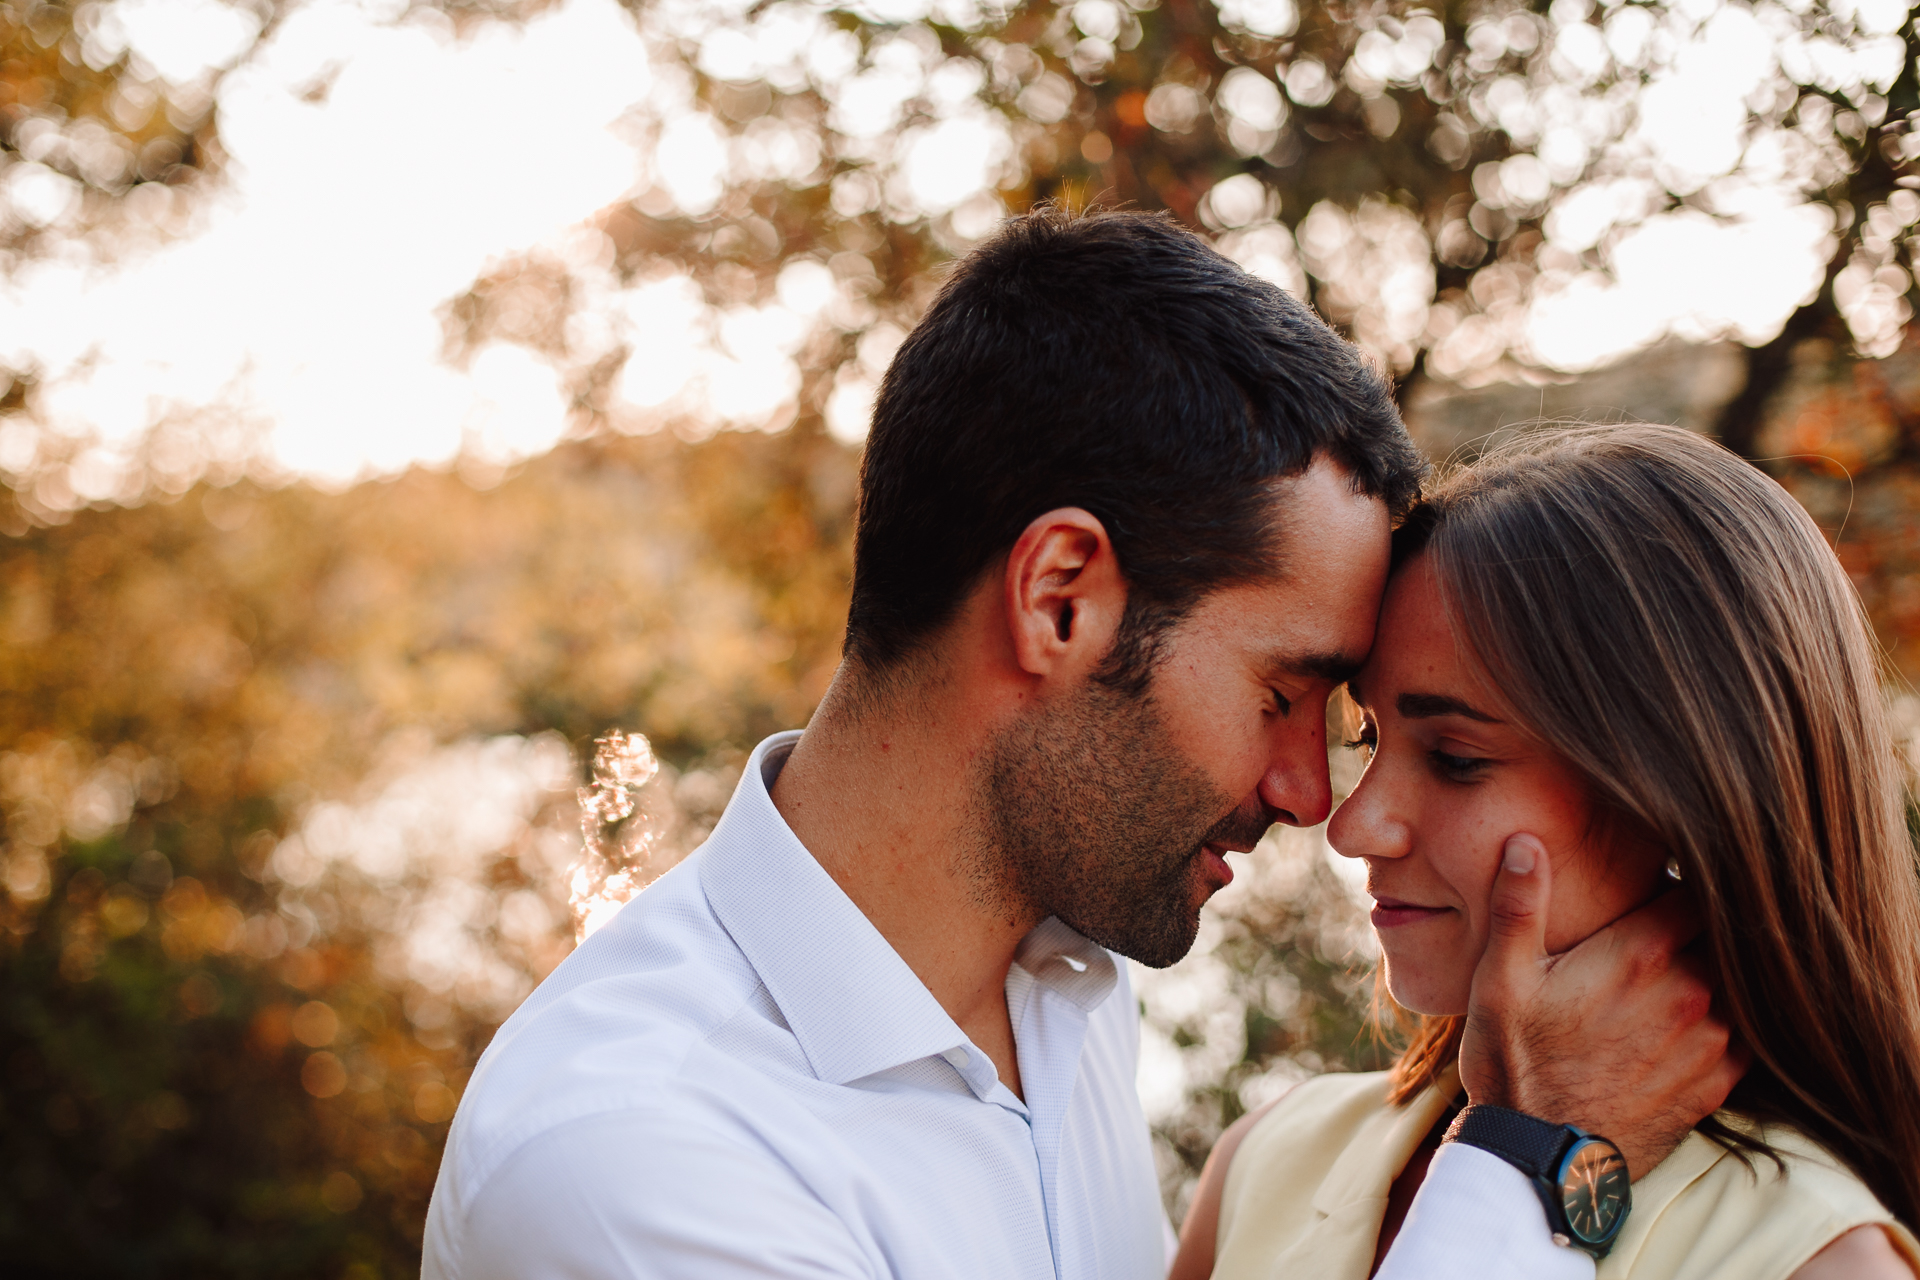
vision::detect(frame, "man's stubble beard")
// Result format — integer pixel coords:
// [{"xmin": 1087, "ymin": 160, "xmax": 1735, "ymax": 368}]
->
[{"xmin": 969, "ymin": 675, "xmax": 1273, "ymax": 969}]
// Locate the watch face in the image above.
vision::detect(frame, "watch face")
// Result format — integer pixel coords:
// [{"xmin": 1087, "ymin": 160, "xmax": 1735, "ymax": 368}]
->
[{"xmin": 1559, "ymin": 1138, "xmax": 1631, "ymax": 1245}]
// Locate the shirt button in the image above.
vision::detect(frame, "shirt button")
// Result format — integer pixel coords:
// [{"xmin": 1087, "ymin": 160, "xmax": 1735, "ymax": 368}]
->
[{"xmin": 951, "ymin": 1048, "xmax": 970, "ymax": 1067}]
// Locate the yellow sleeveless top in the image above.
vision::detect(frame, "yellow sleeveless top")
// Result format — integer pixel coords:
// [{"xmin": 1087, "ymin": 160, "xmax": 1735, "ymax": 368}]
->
[{"xmin": 1214, "ymin": 1069, "xmax": 1920, "ymax": 1280}]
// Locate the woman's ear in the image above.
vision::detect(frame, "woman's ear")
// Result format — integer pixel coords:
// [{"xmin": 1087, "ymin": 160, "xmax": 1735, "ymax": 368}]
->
[{"xmin": 1002, "ymin": 507, "xmax": 1127, "ymax": 679}]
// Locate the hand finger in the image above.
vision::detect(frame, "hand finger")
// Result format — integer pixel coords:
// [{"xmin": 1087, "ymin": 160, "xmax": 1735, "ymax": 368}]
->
[
  {"xmin": 1693, "ymin": 1034, "xmax": 1750, "ymax": 1116},
  {"xmin": 1479, "ymin": 834, "xmax": 1552, "ymax": 984},
  {"xmin": 1671, "ymin": 951, "xmax": 1720, "ymax": 1022}
]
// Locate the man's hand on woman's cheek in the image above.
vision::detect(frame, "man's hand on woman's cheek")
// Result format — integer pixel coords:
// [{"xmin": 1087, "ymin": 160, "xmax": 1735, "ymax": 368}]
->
[{"xmin": 1457, "ymin": 833, "xmax": 1750, "ymax": 1179}]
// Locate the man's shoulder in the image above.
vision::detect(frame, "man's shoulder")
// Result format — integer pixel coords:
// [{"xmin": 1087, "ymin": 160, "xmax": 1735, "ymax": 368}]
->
[{"xmin": 439, "ymin": 854, "xmax": 796, "ymax": 1200}]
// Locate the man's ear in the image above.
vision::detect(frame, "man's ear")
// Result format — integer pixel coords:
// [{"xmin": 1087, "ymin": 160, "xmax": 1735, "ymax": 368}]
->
[{"xmin": 1003, "ymin": 508, "xmax": 1127, "ymax": 679}]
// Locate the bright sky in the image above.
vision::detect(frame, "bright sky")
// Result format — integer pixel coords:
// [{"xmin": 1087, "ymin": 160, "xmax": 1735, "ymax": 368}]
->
[
  {"xmin": 4, "ymin": 0, "xmax": 658, "ymax": 491},
  {"xmin": 0, "ymin": 0, "xmax": 1900, "ymax": 498}
]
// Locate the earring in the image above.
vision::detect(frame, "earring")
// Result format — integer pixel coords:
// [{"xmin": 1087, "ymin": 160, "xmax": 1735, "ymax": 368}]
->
[{"xmin": 1664, "ymin": 855, "xmax": 1683, "ymax": 882}]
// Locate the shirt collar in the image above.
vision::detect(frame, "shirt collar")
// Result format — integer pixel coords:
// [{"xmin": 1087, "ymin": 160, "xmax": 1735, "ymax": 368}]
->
[
  {"xmin": 699, "ymin": 731, "xmax": 1121, "ymax": 1084},
  {"xmin": 700, "ymin": 731, "xmax": 971, "ymax": 1086},
  {"xmin": 1013, "ymin": 915, "xmax": 1117, "ymax": 1011}
]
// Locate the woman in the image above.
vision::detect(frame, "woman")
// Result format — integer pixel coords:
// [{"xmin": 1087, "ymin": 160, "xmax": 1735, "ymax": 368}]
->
[{"xmin": 1171, "ymin": 425, "xmax": 1920, "ymax": 1279}]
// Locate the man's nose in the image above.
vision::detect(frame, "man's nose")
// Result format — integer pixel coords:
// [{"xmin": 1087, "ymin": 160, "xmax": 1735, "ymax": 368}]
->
[{"xmin": 1256, "ymin": 727, "xmax": 1333, "ymax": 828}]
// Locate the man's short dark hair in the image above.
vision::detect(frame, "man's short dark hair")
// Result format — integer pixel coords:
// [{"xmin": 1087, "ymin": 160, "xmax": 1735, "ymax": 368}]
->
[{"xmin": 845, "ymin": 205, "xmax": 1424, "ymax": 691}]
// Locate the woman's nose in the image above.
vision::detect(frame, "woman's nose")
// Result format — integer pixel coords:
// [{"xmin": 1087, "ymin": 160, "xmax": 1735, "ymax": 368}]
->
[{"xmin": 1326, "ymin": 763, "xmax": 1411, "ymax": 861}]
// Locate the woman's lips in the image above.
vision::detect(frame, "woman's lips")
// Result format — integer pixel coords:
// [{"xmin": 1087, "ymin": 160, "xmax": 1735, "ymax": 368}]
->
[{"xmin": 1369, "ymin": 898, "xmax": 1450, "ymax": 928}]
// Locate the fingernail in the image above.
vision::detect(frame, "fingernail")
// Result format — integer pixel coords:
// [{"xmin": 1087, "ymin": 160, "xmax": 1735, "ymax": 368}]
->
[{"xmin": 1502, "ymin": 836, "xmax": 1537, "ymax": 875}]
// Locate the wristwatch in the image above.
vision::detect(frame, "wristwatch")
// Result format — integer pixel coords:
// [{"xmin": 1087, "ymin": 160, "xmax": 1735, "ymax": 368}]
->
[{"xmin": 1443, "ymin": 1104, "xmax": 1633, "ymax": 1258}]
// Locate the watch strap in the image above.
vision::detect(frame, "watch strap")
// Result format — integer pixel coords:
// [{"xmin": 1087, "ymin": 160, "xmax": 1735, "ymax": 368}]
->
[{"xmin": 1442, "ymin": 1104, "xmax": 1574, "ymax": 1181}]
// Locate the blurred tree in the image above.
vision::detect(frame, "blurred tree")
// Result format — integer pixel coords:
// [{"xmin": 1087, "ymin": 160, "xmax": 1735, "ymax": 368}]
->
[
  {"xmin": 580, "ymin": 0, "xmax": 1917, "ymax": 440},
  {"xmin": 1133, "ymin": 818, "xmax": 1393, "ymax": 1219},
  {"xmin": 0, "ymin": 425, "xmax": 856, "ymax": 1275},
  {"xmin": 8, "ymin": 1, "xmax": 1917, "ymax": 442},
  {"xmin": 0, "ymin": 0, "xmax": 227, "ymax": 257},
  {"xmin": 1732, "ymin": 329, "xmax": 1920, "ymax": 678}
]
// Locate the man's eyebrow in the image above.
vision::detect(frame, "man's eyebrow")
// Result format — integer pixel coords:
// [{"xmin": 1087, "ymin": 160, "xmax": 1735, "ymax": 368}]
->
[
  {"xmin": 1263, "ymin": 651, "xmax": 1362, "ymax": 685},
  {"xmin": 1397, "ymin": 692, "xmax": 1502, "ymax": 723}
]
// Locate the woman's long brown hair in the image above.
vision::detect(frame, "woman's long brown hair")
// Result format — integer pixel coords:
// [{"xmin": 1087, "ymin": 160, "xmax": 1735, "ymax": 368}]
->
[{"xmin": 1380, "ymin": 424, "xmax": 1920, "ymax": 1228}]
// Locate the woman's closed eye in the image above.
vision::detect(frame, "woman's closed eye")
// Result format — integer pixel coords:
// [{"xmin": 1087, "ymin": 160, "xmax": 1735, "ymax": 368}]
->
[{"xmin": 1428, "ymin": 747, "xmax": 1492, "ymax": 782}]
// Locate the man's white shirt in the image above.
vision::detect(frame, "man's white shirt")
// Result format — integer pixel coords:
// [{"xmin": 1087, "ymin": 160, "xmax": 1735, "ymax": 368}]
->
[{"xmin": 422, "ymin": 730, "xmax": 1592, "ymax": 1280}]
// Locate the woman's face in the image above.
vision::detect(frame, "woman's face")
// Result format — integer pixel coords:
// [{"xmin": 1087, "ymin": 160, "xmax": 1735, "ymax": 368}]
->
[{"xmin": 1327, "ymin": 554, "xmax": 1668, "ymax": 1016}]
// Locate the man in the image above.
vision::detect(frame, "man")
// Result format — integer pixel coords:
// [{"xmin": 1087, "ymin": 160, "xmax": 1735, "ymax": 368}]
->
[{"xmin": 422, "ymin": 208, "xmax": 1738, "ymax": 1279}]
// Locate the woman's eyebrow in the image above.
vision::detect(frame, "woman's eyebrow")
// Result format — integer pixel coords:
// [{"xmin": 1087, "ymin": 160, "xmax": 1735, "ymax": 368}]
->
[{"xmin": 1397, "ymin": 692, "xmax": 1501, "ymax": 723}]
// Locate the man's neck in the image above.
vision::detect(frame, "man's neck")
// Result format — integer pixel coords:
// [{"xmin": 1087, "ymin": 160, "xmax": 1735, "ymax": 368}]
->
[{"xmin": 769, "ymin": 664, "xmax": 1036, "ymax": 1098}]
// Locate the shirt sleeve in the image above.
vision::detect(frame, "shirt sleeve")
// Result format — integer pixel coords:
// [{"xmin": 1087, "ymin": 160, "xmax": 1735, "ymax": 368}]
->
[
  {"xmin": 433, "ymin": 1110, "xmax": 880, "ymax": 1280},
  {"xmin": 1373, "ymin": 1142, "xmax": 1596, "ymax": 1280}
]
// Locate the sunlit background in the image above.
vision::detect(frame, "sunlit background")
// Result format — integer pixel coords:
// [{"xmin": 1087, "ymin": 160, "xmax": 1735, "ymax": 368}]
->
[{"xmin": 5, "ymin": 0, "xmax": 1920, "ymax": 1272}]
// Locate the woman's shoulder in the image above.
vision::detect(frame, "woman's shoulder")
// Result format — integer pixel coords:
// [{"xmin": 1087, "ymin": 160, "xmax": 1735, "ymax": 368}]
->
[
  {"xmin": 1683, "ymin": 1120, "xmax": 1904, "ymax": 1227},
  {"xmin": 1607, "ymin": 1119, "xmax": 1920, "ymax": 1280},
  {"xmin": 1225, "ymin": 1069, "xmax": 1398, "ymax": 1188},
  {"xmin": 1208, "ymin": 1069, "xmax": 1422, "ymax": 1280},
  {"xmin": 1756, "ymin": 1124, "xmax": 1912, "ymax": 1220},
  {"xmin": 1197, "ymin": 1068, "xmax": 1462, "ymax": 1280}
]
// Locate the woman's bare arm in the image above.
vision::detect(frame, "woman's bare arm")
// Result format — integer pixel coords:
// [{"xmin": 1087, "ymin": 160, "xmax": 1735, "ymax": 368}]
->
[
  {"xmin": 1788, "ymin": 1226, "xmax": 1916, "ymax": 1280},
  {"xmin": 1166, "ymin": 1101, "xmax": 1281, "ymax": 1280}
]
